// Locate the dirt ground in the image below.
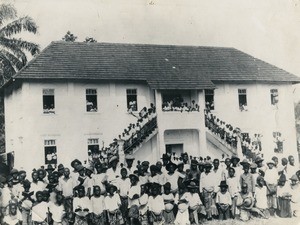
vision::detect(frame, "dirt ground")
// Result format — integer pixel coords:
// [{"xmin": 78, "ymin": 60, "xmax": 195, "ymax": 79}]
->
[{"xmin": 202, "ymin": 217, "xmax": 300, "ymax": 225}]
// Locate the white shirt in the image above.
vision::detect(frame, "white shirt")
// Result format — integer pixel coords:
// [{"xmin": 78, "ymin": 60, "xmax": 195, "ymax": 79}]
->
[
  {"xmin": 264, "ymin": 168, "xmax": 278, "ymax": 184},
  {"xmin": 32, "ymin": 202, "xmax": 49, "ymax": 222},
  {"xmin": 139, "ymin": 193, "xmax": 149, "ymax": 215},
  {"xmin": 91, "ymin": 196, "xmax": 106, "ymax": 214},
  {"xmin": 128, "ymin": 185, "xmax": 140, "ymax": 207},
  {"xmin": 105, "ymin": 194, "xmax": 121, "ymax": 212},
  {"xmin": 182, "ymin": 192, "xmax": 202, "ymax": 208},
  {"xmin": 73, "ymin": 196, "xmax": 91, "ymax": 212},
  {"xmin": 58, "ymin": 177, "xmax": 75, "ymax": 197},
  {"xmin": 116, "ymin": 178, "xmax": 131, "ymax": 197},
  {"xmin": 165, "ymin": 172, "xmax": 184, "ymax": 191},
  {"xmin": 255, "ymin": 186, "xmax": 268, "ymax": 209},
  {"xmin": 226, "ymin": 176, "xmax": 240, "ymax": 197},
  {"xmin": 148, "ymin": 195, "xmax": 164, "ymax": 214},
  {"xmin": 216, "ymin": 191, "xmax": 232, "ymax": 205},
  {"xmin": 48, "ymin": 202, "xmax": 65, "ymax": 222},
  {"xmin": 200, "ymin": 172, "xmax": 215, "ymax": 192}
]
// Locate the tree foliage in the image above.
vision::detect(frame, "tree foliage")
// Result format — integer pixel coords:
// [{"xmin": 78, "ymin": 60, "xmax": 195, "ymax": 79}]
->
[
  {"xmin": 0, "ymin": 4, "xmax": 40, "ymax": 85},
  {"xmin": 84, "ymin": 37, "xmax": 97, "ymax": 43},
  {"xmin": 62, "ymin": 31, "xmax": 77, "ymax": 42}
]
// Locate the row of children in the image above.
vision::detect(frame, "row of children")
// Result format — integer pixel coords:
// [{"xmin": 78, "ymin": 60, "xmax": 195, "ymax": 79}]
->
[{"xmin": 0, "ymin": 152, "xmax": 300, "ymax": 225}]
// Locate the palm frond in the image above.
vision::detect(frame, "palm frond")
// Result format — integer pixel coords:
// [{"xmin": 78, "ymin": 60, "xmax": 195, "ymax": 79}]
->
[
  {"xmin": 0, "ymin": 4, "xmax": 17, "ymax": 26},
  {"xmin": 0, "ymin": 54, "xmax": 16, "ymax": 83},
  {"xmin": 0, "ymin": 49, "xmax": 24, "ymax": 70},
  {"xmin": 0, "ymin": 36, "xmax": 40, "ymax": 56},
  {"xmin": 0, "ymin": 36, "xmax": 28, "ymax": 64},
  {"xmin": 0, "ymin": 16, "xmax": 38, "ymax": 37}
]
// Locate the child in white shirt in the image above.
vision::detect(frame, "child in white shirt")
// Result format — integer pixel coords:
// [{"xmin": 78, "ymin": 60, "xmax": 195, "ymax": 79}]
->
[
  {"xmin": 90, "ymin": 185, "xmax": 106, "ymax": 225},
  {"xmin": 104, "ymin": 185, "xmax": 123, "ymax": 225},
  {"xmin": 216, "ymin": 181, "xmax": 232, "ymax": 220}
]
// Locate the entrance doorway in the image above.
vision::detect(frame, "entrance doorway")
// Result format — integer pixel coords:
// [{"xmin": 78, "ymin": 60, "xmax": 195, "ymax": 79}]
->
[{"xmin": 166, "ymin": 144, "xmax": 184, "ymax": 158}]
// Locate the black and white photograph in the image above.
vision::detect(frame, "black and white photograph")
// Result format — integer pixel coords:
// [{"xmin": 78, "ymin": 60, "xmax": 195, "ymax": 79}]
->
[{"xmin": 0, "ymin": 0, "xmax": 300, "ymax": 224}]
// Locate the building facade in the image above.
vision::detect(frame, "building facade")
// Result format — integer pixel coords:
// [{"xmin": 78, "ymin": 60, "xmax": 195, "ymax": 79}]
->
[{"xmin": 2, "ymin": 42, "xmax": 300, "ymax": 171}]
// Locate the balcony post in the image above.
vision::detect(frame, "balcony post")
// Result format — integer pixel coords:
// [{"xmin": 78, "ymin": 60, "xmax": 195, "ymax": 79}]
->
[
  {"xmin": 117, "ymin": 139, "xmax": 125, "ymax": 165},
  {"xmin": 154, "ymin": 90, "xmax": 165, "ymax": 158},
  {"xmin": 198, "ymin": 90, "xmax": 208, "ymax": 157}
]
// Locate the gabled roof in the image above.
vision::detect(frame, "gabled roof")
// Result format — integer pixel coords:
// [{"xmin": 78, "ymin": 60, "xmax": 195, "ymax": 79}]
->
[{"xmin": 12, "ymin": 41, "xmax": 300, "ymax": 89}]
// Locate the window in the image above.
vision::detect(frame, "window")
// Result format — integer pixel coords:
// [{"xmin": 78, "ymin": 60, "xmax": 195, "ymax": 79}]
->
[
  {"xmin": 44, "ymin": 140, "xmax": 57, "ymax": 164},
  {"xmin": 238, "ymin": 89, "xmax": 247, "ymax": 111},
  {"xmin": 205, "ymin": 89, "xmax": 215, "ymax": 110},
  {"xmin": 88, "ymin": 138, "xmax": 100, "ymax": 164},
  {"xmin": 88, "ymin": 138, "xmax": 99, "ymax": 153},
  {"xmin": 270, "ymin": 89, "xmax": 279, "ymax": 105},
  {"xmin": 127, "ymin": 89, "xmax": 138, "ymax": 112},
  {"xmin": 273, "ymin": 132, "xmax": 284, "ymax": 153},
  {"xmin": 86, "ymin": 89, "xmax": 98, "ymax": 112},
  {"xmin": 43, "ymin": 89, "xmax": 55, "ymax": 114}
]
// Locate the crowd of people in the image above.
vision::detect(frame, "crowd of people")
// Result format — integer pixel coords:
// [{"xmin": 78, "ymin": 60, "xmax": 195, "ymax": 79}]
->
[
  {"xmin": 205, "ymin": 110, "xmax": 239, "ymax": 149},
  {"xmin": 87, "ymin": 104, "xmax": 157, "ymax": 165},
  {"xmin": 205, "ymin": 110, "xmax": 267, "ymax": 163},
  {"xmin": 1, "ymin": 150, "xmax": 300, "ymax": 225},
  {"xmin": 162, "ymin": 99, "xmax": 199, "ymax": 112}
]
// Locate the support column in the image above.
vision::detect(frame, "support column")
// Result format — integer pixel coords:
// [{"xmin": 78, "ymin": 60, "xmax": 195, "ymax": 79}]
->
[
  {"xmin": 155, "ymin": 90, "xmax": 165, "ymax": 159},
  {"xmin": 117, "ymin": 139, "xmax": 125, "ymax": 165},
  {"xmin": 198, "ymin": 90, "xmax": 208, "ymax": 157}
]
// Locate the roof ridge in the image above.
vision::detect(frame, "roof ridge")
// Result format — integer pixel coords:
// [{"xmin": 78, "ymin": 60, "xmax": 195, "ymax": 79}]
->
[{"xmin": 50, "ymin": 41, "xmax": 235, "ymax": 50}]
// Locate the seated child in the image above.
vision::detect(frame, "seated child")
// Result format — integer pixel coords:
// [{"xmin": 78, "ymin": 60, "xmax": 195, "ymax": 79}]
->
[
  {"xmin": 183, "ymin": 181, "xmax": 206, "ymax": 224},
  {"xmin": 174, "ymin": 197, "xmax": 190, "ymax": 225},
  {"xmin": 236, "ymin": 183, "xmax": 254, "ymax": 221},
  {"xmin": 216, "ymin": 181, "xmax": 232, "ymax": 220}
]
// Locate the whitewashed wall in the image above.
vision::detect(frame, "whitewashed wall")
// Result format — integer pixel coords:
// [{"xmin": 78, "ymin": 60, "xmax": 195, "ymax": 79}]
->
[{"xmin": 212, "ymin": 82, "xmax": 298, "ymax": 163}]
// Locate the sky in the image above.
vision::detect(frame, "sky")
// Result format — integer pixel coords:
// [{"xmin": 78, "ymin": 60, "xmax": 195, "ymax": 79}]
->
[{"xmin": 3, "ymin": 0, "xmax": 300, "ymax": 100}]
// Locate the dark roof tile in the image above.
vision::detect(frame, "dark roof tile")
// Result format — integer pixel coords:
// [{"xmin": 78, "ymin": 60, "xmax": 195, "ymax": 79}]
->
[{"xmin": 13, "ymin": 42, "xmax": 300, "ymax": 89}]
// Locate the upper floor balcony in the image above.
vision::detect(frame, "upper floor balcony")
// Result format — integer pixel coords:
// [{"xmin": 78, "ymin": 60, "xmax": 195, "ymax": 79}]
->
[{"xmin": 155, "ymin": 89, "xmax": 205, "ymax": 131}]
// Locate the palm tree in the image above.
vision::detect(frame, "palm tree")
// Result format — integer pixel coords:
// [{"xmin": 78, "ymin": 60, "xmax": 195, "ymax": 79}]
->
[{"xmin": 0, "ymin": 4, "xmax": 40, "ymax": 85}]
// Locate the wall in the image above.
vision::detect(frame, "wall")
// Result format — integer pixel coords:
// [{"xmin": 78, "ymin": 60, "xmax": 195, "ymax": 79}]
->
[
  {"xmin": 212, "ymin": 82, "xmax": 298, "ymax": 163},
  {"xmin": 4, "ymin": 81, "xmax": 155, "ymax": 171},
  {"xmin": 4, "ymin": 80, "xmax": 298, "ymax": 171}
]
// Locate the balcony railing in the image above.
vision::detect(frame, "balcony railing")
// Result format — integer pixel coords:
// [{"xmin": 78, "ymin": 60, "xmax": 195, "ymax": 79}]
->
[{"xmin": 124, "ymin": 117, "xmax": 157, "ymax": 154}]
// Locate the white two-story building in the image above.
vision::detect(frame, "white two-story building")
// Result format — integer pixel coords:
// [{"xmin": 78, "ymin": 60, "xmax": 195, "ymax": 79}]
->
[{"xmin": 2, "ymin": 42, "xmax": 300, "ymax": 171}]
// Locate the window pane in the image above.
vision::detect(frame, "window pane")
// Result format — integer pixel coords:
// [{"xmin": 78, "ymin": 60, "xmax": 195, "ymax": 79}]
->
[
  {"xmin": 273, "ymin": 132, "xmax": 283, "ymax": 153},
  {"xmin": 205, "ymin": 89, "xmax": 214, "ymax": 110},
  {"xmin": 86, "ymin": 89, "xmax": 97, "ymax": 95},
  {"xmin": 43, "ymin": 89, "xmax": 55, "ymax": 114},
  {"xmin": 238, "ymin": 89, "xmax": 247, "ymax": 94},
  {"xmin": 238, "ymin": 89, "xmax": 247, "ymax": 110},
  {"xmin": 127, "ymin": 89, "xmax": 138, "ymax": 111},
  {"xmin": 86, "ymin": 94, "xmax": 98, "ymax": 112},
  {"xmin": 45, "ymin": 146, "xmax": 57, "ymax": 164},
  {"xmin": 44, "ymin": 139, "xmax": 56, "ymax": 146},
  {"xmin": 88, "ymin": 138, "xmax": 99, "ymax": 144},
  {"xmin": 43, "ymin": 89, "xmax": 54, "ymax": 95},
  {"xmin": 270, "ymin": 89, "xmax": 278, "ymax": 105}
]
